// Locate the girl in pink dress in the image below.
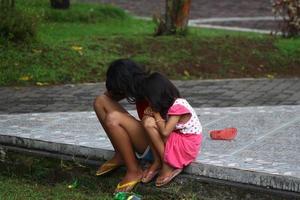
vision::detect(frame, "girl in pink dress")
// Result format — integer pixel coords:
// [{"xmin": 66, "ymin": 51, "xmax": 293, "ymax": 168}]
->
[{"xmin": 141, "ymin": 72, "xmax": 203, "ymax": 187}]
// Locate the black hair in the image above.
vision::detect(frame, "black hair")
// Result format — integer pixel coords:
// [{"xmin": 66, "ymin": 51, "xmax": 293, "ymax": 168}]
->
[
  {"xmin": 142, "ymin": 72, "xmax": 180, "ymax": 118},
  {"xmin": 105, "ymin": 59, "xmax": 148, "ymax": 103}
]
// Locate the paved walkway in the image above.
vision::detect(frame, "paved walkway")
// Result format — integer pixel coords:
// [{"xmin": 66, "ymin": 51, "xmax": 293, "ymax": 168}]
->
[
  {"xmin": 1, "ymin": 79, "xmax": 300, "ymax": 195},
  {"xmin": 81, "ymin": 0, "xmax": 279, "ymax": 31},
  {"xmin": 1, "ymin": 106, "xmax": 300, "ymax": 194},
  {"xmin": 1, "ymin": 78, "xmax": 299, "ymax": 114}
]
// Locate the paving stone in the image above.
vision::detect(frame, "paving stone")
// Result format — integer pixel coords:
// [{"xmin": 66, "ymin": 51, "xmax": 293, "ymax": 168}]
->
[
  {"xmin": 1, "ymin": 79, "xmax": 299, "ymax": 114},
  {"xmin": 1, "ymin": 106, "xmax": 300, "ymax": 192},
  {"xmin": 78, "ymin": 0, "xmax": 280, "ymax": 31}
]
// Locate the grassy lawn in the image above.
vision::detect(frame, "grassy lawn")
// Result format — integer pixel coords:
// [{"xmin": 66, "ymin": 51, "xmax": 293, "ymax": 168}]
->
[
  {"xmin": 0, "ymin": 151, "xmax": 116, "ymax": 200},
  {"xmin": 0, "ymin": 0, "xmax": 299, "ymax": 86},
  {"xmin": 0, "ymin": 150, "xmax": 289, "ymax": 200}
]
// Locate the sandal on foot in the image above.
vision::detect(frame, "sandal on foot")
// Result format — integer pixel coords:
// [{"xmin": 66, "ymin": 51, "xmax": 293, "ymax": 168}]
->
[
  {"xmin": 209, "ymin": 127, "xmax": 237, "ymax": 140},
  {"xmin": 155, "ymin": 168, "xmax": 182, "ymax": 187},
  {"xmin": 95, "ymin": 160, "xmax": 121, "ymax": 176},
  {"xmin": 142, "ymin": 170, "xmax": 159, "ymax": 183},
  {"xmin": 115, "ymin": 179, "xmax": 141, "ymax": 193}
]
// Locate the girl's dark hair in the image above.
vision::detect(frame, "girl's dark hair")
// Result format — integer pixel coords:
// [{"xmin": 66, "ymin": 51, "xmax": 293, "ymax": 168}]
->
[
  {"xmin": 106, "ymin": 59, "xmax": 148, "ymax": 103},
  {"xmin": 142, "ymin": 72, "xmax": 180, "ymax": 118}
]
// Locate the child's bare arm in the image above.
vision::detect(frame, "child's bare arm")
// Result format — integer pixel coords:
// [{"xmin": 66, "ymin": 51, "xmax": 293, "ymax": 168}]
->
[{"xmin": 153, "ymin": 112, "xmax": 180, "ymax": 137}]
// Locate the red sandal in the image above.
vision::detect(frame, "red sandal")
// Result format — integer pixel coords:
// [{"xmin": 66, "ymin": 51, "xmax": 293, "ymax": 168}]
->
[{"xmin": 209, "ymin": 127, "xmax": 237, "ymax": 140}]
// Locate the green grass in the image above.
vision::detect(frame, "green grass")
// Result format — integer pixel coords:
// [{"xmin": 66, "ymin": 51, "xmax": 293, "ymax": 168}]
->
[
  {"xmin": 0, "ymin": 0, "xmax": 299, "ymax": 86},
  {"xmin": 37, "ymin": 19, "xmax": 154, "ymax": 44},
  {"xmin": 0, "ymin": 178, "xmax": 112, "ymax": 200},
  {"xmin": 0, "ymin": 150, "xmax": 201, "ymax": 200},
  {"xmin": 0, "ymin": 150, "xmax": 121, "ymax": 200},
  {"xmin": 17, "ymin": 0, "xmax": 128, "ymax": 23},
  {"xmin": 0, "ymin": 150, "xmax": 288, "ymax": 200}
]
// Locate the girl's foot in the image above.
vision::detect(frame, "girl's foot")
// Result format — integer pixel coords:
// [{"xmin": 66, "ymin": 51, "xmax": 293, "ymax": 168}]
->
[
  {"xmin": 155, "ymin": 163, "xmax": 182, "ymax": 187},
  {"xmin": 142, "ymin": 161, "xmax": 161, "ymax": 183},
  {"xmin": 115, "ymin": 169, "xmax": 143, "ymax": 193},
  {"xmin": 96, "ymin": 154, "xmax": 123, "ymax": 176}
]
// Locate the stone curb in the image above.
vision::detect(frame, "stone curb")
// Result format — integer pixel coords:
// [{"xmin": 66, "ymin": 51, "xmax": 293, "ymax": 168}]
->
[
  {"xmin": 186, "ymin": 163, "xmax": 300, "ymax": 193},
  {"xmin": 1, "ymin": 133, "xmax": 299, "ymax": 193},
  {"xmin": 0, "ymin": 135, "xmax": 114, "ymax": 161},
  {"xmin": 135, "ymin": 16, "xmax": 276, "ymax": 33}
]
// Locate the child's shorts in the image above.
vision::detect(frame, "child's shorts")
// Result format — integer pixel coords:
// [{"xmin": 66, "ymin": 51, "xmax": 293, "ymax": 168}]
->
[
  {"xmin": 135, "ymin": 146, "xmax": 153, "ymax": 162},
  {"xmin": 164, "ymin": 132, "xmax": 202, "ymax": 169}
]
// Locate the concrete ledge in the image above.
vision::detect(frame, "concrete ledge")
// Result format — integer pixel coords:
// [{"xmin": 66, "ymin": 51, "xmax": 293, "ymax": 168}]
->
[
  {"xmin": 186, "ymin": 163, "xmax": 300, "ymax": 192},
  {"xmin": 0, "ymin": 135, "xmax": 114, "ymax": 161},
  {"xmin": 1, "ymin": 106, "xmax": 300, "ymax": 193},
  {"xmin": 1, "ymin": 133, "xmax": 300, "ymax": 194}
]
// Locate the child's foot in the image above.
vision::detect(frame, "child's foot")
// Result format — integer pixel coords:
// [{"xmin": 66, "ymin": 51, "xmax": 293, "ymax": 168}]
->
[
  {"xmin": 115, "ymin": 169, "xmax": 143, "ymax": 193},
  {"xmin": 142, "ymin": 161, "xmax": 161, "ymax": 183},
  {"xmin": 96, "ymin": 154, "xmax": 124, "ymax": 176},
  {"xmin": 155, "ymin": 163, "xmax": 182, "ymax": 187}
]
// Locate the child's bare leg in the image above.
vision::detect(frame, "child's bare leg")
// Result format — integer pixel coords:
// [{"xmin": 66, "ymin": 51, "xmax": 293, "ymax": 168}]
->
[
  {"xmin": 94, "ymin": 95, "xmax": 125, "ymax": 165},
  {"xmin": 140, "ymin": 139, "xmax": 161, "ymax": 183},
  {"xmin": 142, "ymin": 117, "xmax": 164, "ymax": 179},
  {"xmin": 94, "ymin": 95, "xmax": 149, "ymax": 189},
  {"xmin": 105, "ymin": 112, "xmax": 144, "ymax": 183},
  {"xmin": 154, "ymin": 161, "xmax": 183, "ymax": 187},
  {"xmin": 148, "ymin": 144, "xmax": 161, "ymax": 171},
  {"xmin": 159, "ymin": 162, "xmax": 176, "ymax": 178},
  {"xmin": 142, "ymin": 117, "xmax": 165, "ymax": 158}
]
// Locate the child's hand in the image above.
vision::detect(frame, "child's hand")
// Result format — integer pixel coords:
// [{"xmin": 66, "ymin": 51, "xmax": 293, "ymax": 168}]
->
[{"xmin": 144, "ymin": 107, "xmax": 153, "ymax": 116}]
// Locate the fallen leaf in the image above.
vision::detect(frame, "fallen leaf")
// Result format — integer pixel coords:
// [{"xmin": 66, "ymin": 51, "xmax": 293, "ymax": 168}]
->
[
  {"xmin": 183, "ymin": 70, "xmax": 190, "ymax": 77},
  {"xmin": 19, "ymin": 75, "xmax": 32, "ymax": 81},
  {"xmin": 266, "ymin": 74, "xmax": 275, "ymax": 79},
  {"xmin": 36, "ymin": 82, "xmax": 48, "ymax": 86},
  {"xmin": 71, "ymin": 46, "xmax": 83, "ymax": 51},
  {"xmin": 33, "ymin": 49, "xmax": 42, "ymax": 53}
]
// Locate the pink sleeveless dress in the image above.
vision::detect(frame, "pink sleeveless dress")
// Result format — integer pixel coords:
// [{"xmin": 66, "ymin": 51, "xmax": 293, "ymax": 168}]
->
[{"xmin": 164, "ymin": 98, "xmax": 203, "ymax": 169}]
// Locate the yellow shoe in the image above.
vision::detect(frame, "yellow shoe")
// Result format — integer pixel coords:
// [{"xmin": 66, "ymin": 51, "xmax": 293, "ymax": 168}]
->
[
  {"xmin": 115, "ymin": 179, "xmax": 141, "ymax": 193},
  {"xmin": 95, "ymin": 160, "xmax": 120, "ymax": 176}
]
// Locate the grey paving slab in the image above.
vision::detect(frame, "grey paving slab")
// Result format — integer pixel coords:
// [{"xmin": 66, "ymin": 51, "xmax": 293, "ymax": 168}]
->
[
  {"xmin": 81, "ymin": 0, "xmax": 278, "ymax": 31},
  {"xmin": 0, "ymin": 79, "xmax": 299, "ymax": 114},
  {"xmin": 200, "ymin": 108, "xmax": 299, "ymax": 155},
  {"xmin": 0, "ymin": 105, "xmax": 300, "ymax": 193},
  {"xmin": 82, "ymin": 0, "xmax": 273, "ymax": 19}
]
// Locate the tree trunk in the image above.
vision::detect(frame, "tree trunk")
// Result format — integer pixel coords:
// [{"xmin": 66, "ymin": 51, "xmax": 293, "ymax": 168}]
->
[
  {"xmin": 156, "ymin": 0, "xmax": 192, "ymax": 35},
  {"xmin": 50, "ymin": 0, "xmax": 70, "ymax": 9}
]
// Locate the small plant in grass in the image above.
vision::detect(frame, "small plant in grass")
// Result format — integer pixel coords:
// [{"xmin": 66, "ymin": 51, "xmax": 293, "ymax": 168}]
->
[{"xmin": 272, "ymin": 0, "xmax": 300, "ymax": 37}]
